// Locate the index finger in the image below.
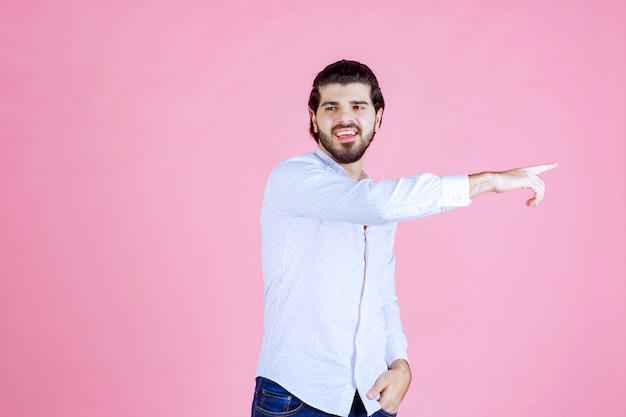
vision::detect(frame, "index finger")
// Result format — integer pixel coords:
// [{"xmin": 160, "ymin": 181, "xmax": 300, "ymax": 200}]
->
[{"xmin": 526, "ymin": 162, "xmax": 559, "ymax": 175}]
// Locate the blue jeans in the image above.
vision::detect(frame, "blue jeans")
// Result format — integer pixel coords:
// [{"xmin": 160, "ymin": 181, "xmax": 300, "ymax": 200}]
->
[{"xmin": 251, "ymin": 377, "xmax": 397, "ymax": 417}]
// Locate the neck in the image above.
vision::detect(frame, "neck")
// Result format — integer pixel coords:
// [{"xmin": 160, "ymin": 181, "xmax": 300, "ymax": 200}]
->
[
  {"xmin": 318, "ymin": 144, "xmax": 366, "ymax": 181},
  {"xmin": 341, "ymin": 159, "xmax": 366, "ymax": 181}
]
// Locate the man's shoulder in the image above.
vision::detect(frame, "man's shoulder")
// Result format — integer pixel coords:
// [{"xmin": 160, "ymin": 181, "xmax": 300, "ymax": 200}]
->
[
  {"xmin": 266, "ymin": 148, "xmax": 344, "ymax": 186},
  {"xmin": 278, "ymin": 150, "xmax": 320, "ymax": 164},
  {"xmin": 272, "ymin": 151, "xmax": 324, "ymax": 172}
]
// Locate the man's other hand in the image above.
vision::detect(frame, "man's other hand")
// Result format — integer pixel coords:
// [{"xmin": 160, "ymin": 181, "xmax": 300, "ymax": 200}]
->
[{"xmin": 366, "ymin": 359, "xmax": 412, "ymax": 414}]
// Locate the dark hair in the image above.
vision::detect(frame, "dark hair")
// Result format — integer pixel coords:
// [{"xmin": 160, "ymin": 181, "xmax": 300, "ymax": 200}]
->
[{"xmin": 308, "ymin": 60, "xmax": 385, "ymax": 142}]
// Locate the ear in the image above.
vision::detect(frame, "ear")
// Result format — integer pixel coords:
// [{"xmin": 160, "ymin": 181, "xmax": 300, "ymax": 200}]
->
[
  {"xmin": 374, "ymin": 108, "xmax": 383, "ymax": 132},
  {"xmin": 309, "ymin": 108, "xmax": 318, "ymax": 133}
]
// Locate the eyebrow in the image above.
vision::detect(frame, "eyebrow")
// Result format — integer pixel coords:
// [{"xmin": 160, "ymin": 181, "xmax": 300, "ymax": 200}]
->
[{"xmin": 321, "ymin": 100, "xmax": 370, "ymax": 106}]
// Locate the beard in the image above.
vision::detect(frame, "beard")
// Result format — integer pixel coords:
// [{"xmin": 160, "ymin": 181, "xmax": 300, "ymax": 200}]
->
[{"xmin": 318, "ymin": 124, "xmax": 376, "ymax": 164}]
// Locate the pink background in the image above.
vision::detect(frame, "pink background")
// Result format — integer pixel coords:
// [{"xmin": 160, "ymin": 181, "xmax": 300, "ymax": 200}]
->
[{"xmin": 1, "ymin": 1, "xmax": 625, "ymax": 416}]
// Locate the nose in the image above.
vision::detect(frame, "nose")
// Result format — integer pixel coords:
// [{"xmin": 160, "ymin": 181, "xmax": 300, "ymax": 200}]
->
[{"xmin": 336, "ymin": 107, "xmax": 356, "ymax": 124}]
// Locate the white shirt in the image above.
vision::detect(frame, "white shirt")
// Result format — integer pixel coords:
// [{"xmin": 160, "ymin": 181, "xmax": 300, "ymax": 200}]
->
[{"xmin": 256, "ymin": 148, "xmax": 470, "ymax": 416}]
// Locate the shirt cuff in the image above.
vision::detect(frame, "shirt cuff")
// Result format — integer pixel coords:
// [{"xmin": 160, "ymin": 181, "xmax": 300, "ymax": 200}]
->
[
  {"xmin": 441, "ymin": 175, "xmax": 471, "ymax": 207},
  {"xmin": 386, "ymin": 339, "xmax": 409, "ymax": 367}
]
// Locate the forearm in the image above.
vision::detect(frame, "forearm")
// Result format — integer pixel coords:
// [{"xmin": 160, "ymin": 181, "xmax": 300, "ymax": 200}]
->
[
  {"xmin": 383, "ymin": 298, "xmax": 409, "ymax": 366},
  {"xmin": 381, "ymin": 257, "xmax": 410, "ymax": 366}
]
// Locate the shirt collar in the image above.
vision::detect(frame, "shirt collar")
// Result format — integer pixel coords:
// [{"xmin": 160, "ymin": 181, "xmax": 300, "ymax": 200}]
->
[
  {"xmin": 314, "ymin": 147, "xmax": 348, "ymax": 177},
  {"xmin": 313, "ymin": 147, "xmax": 371, "ymax": 180}
]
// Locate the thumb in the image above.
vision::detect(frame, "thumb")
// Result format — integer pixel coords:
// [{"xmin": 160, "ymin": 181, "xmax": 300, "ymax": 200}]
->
[{"xmin": 367, "ymin": 376, "xmax": 388, "ymax": 400}]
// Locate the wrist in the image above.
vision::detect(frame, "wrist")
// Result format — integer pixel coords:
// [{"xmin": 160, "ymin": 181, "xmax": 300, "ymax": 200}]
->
[
  {"xmin": 469, "ymin": 172, "xmax": 496, "ymax": 198},
  {"xmin": 390, "ymin": 359, "xmax": 412, "ymax": 388},
  {"xmin": 390, "ymin": 359, "xmax": 411, "ymax": 373}
]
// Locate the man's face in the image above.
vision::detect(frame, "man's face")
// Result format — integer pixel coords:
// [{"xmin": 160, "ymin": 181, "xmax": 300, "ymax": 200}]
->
[{"xmin": 310, "ymin": 82, "xmax": 383, "ymax": 164}]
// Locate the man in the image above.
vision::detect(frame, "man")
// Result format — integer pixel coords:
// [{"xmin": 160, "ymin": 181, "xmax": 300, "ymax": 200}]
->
[{"xmin": 252, "ymin": 60, "xmax": 557, "ymax": 417}]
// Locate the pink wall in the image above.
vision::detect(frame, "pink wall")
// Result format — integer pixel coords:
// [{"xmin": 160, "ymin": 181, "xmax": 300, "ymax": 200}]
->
[{"xmin": 1, "ymin": 1, "xmax": 624, "ymax": 416}]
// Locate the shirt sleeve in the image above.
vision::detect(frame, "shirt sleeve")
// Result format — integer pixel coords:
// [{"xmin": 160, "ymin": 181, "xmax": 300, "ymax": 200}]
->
[
  {"xmin": 382, "ymin": 254, "xmax": 410, "ymax": 366},
  {"xmin": 381, "ymin": 244, "xmax": 409, "ymax": 367},
  {"xmin": 266, "ymin": 156, "xmax": 471, "ymax": 226}
]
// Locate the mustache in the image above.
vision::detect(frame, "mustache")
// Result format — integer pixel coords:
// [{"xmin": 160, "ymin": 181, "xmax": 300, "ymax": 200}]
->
[{"xmin": 332, "ymin": 123, "xmax": 361, "ymax": 133}]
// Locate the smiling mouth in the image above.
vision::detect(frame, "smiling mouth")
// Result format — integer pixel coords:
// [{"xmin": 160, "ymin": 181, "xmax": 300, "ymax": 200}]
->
[{"xmin": 334, "ymin": 128, "xmax": 359, "ymax": 141}]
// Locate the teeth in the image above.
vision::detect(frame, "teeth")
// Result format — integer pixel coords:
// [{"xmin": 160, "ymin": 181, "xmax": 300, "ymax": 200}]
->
[{"xmin": 336, "ymin": 131, "xmax": 356, "ymax": 137}]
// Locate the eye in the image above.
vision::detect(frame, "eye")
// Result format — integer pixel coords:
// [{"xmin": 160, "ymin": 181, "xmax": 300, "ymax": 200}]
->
[{"xmin": 325, "ymin": 106, "xmax": 336, "ymax": 111}]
